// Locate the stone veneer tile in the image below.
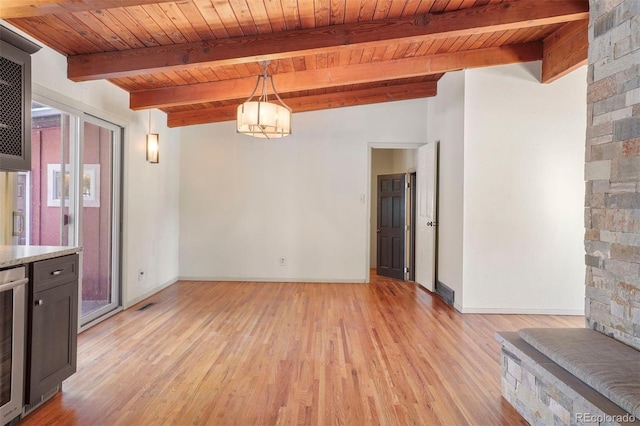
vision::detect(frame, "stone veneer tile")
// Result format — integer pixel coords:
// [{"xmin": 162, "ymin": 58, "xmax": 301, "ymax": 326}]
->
[
  {"xmin": 610, "ymin": 156, "xmax": 640, "ymax": 182},
  {"xmin": 622, "ymin": 138, "xmax": 640, "ymax": 155},
  {"xmin": 588, "ymin": 74, "xmax": 618, "ymax": 103},
  {"xmin": 592, "ymin": 107, "xmax": 633, "ymax": 126},
  {"xmin": 610, "ymin": 243, "xmax": 640, "ymax": 262},
  {"xmin": 627, "ymin": 87, "xmax": 640, "ymax": 106},
  {"xmin": 594, "ymin": 93, "xmax": 629, "ymax": 115},
  {"xmin": 591, "ymin": 141, "xmax": 624, "ymax": 160},
  {"xmin": 613, "ymin": 116, "xmax": 640, "ymax": 141},
  {"xmin": 605, "ymin": 192, "xmax": 640, "ymax": 209},
  {"xmin": 585, "ymin": 160, "xmax": 612, "ymax": 180},
  {"xmin": 594, "ymin": 49, "xmax": 640, "ymax": 81}
]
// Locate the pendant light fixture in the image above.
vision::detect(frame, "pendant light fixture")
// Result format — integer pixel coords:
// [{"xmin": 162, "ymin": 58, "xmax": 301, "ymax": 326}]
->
[
  {"xmin": 237, "ymin": 61, "xmax": 292, "ymax": 139},
  {"xmin": 146, "ymin": 110, "xmax": 159, "ymax": 163}
]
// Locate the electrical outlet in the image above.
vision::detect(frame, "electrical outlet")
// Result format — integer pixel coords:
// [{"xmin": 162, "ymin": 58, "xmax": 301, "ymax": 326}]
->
[
  {"xmin": 138, "ymin": 269, "xmax": 145, "ymax": 281},
  {"xmin": 279, "ymin": 257, "xmax": 286, "ymax": 266}
]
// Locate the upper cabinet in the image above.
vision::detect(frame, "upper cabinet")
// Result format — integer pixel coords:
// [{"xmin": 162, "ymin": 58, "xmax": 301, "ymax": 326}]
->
[{"xmin": 0, "ymin": 26, "xmax": 40, "ymax": 172}]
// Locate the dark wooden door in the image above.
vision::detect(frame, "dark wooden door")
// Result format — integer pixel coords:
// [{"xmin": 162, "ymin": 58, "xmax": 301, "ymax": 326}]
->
[{"xmin": 377, "ymin": 174, "xmax": 406, "ymax": 280}]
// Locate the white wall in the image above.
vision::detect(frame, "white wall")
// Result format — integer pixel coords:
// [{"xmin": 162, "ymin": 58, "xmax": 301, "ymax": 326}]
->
[
  {"xmin": 427, "ymin": 71, "xmax": 466, "ymax": 309},
  {"xmin": 462, "ymin": 62, "xmax": 586, "ymax": 314},
  {"xmin": 6, "ymin": 22, "xmax": 181, "ymax": 307},
  {"xmin": 179, "ymin": 100, "xmax": 428, "ymax": 282}
]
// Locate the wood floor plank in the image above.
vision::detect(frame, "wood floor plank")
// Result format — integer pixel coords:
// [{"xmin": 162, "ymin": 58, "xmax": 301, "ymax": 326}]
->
[{"xmin": 20, "ymin": 274, "xmax": 583, "ymax": 425}]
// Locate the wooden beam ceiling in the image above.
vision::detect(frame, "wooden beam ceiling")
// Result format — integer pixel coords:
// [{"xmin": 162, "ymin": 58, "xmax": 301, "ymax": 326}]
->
[
  {"xmin": 541, "ymin": 20, "xmax": 588, "ymax": 83},
  {"xmin": 3, "ymin": 0, "xmax": 590, "ymax": 128},
  {"xmin": 131, "ymin": 42, "xmax": 543, "ymax": 110},
  {"xmin": 66, "ymin": 0, "xmax": 589, "ymax": 82},
  {"xmin": 0, "ymin": 0, "xmax": 176, "ymax": 19},
  {"xmin": 167, "ymin": 82, "xmax": 439, "ymax": 127}
]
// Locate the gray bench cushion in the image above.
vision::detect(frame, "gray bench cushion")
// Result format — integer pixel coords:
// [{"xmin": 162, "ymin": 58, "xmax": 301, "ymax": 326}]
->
[{"xmin": 518, "ymin": 328, "xmax": 640, "ymax": 418}]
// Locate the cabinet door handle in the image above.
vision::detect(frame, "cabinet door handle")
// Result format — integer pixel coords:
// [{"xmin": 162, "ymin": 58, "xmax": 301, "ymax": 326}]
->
[
  {"xmin": 51, "ymin": 270, "xmax": 63, "ymax": 276},
  {"xmin": 35, "ymin": 299, "xmax": 44, "ymax": 306}
]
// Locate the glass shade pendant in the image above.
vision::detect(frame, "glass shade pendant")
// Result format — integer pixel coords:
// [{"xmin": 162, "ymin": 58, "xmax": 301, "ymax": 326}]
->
[{"xmin": 237, "ymin": 62, "xmax": 292, "ymax": 139}]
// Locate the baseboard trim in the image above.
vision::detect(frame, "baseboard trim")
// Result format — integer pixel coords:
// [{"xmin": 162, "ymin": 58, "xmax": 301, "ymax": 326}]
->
[
  {"xmin": 178, "ymin": 276, "xmax": 368, "ymax": 284},
  {"xmin": 458, "ymin": 307, "xmax": 585, "ymax": 315},
  {"xmin": 123, "ymin": 276, "xmax": 179, "ymax": 309}
]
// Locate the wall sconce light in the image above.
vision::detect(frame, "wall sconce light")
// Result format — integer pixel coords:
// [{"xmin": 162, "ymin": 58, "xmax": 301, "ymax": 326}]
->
[
  {"xmin": 146, "ymin": 133, "xmax": 159, "ymax": 163},
  {"xmin": 146, "ymin": 110, "xmax": 159, "ymax": 164}
]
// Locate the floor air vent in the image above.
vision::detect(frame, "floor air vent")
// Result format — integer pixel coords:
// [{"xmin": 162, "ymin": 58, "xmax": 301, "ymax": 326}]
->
[
  {"xmin": 435, "ymin": 281, "xmax": 455, "ymax": 307},
  {"xmin": 137, "ymin": 302, "xmax": 156, "ymax": 311}
]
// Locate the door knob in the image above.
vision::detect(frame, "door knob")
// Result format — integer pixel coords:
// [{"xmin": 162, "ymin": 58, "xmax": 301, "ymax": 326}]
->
[
  {"xmin": 427, "ymin": 222, "xmax": 438, "ymax": 227},
  {"xmin": 35, "ymin": 299, "xmax": 44, "ymax": 306},
  {"xmin": 376, "ymin": 229, "xmax": 381, "ymax": 233}
]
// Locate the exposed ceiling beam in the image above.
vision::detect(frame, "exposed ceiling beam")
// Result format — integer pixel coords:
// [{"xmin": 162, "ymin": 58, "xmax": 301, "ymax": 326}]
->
[
  {"xmin": 166, "ymin": 82, "xmax": 439, "ymax": 128},
  {"xmin": 131, "ymin": 42, "xmax": 542, "ymax": 110},
  {"xmin": 67, "ymin": 0, "xmax": 588, "ymax": 82},
  {"xmin": 541, "ymin": 20, "xmax": 588, "ymax": 83},
  {"xmin": 0, "ymin": 0, "xmax": 176, "ymax": 19}
]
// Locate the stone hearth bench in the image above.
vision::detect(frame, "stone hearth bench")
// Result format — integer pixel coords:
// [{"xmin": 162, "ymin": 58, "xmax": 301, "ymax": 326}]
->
[{"xmin": 496, "ymin": 328, "xmax": 640, "ymax": 425}]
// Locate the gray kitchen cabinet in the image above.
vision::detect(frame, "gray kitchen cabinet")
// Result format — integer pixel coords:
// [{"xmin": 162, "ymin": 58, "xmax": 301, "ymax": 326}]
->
[
  {"xmin": 26, "ymin": 254, "xmax": 78, "ymax": 405},
  {"xmin": 0, "ymin": 27, "xmax": 40, "ymax": 172}
]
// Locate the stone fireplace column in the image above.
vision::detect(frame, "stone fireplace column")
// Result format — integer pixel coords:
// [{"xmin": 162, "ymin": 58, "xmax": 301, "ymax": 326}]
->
[{"xmin": 585, "ymin": 0, "xmax": 640, "ymax": 351}]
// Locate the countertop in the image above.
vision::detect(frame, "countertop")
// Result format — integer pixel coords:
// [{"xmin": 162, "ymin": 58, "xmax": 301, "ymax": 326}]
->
[{"xmin": 0, "ymin": 245, "xmax": 82, "ymax": 269}]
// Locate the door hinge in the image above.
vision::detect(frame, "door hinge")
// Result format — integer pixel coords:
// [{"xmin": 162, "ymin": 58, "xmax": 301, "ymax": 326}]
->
[{"xmin": 404, "ymin": 267, "xmax": 410, "ymax": 273}]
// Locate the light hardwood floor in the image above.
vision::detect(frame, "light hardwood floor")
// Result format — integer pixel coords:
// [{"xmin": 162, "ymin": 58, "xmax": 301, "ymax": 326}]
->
[{"xmin": 21, "ymin": 274, "xmax": 583, "ymax": 425}]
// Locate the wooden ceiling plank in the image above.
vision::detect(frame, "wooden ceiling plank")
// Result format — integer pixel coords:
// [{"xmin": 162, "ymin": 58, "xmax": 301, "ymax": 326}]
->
[
  {"xmin": 0, "ymin": 0, "xmax": 181, "ymax": 19},
  {"xmin": 403, "ymin": 41, "xmax": 422, "ymax": 57},
  {"xmin": 130, "ymin": 41, "xmax": 542, "ymax": 109},
  {"xmin": 243, "ymin": 0, "xmax": 272, "ymax": 34},
  {"xmin": 360, "ymin": 46, "xmax": 376, "ymax": 63},
  {"xmin": 122, "ymin": 5, "xmax": 175, "ymax": 45},
  {"xmin": 386, "ymin": 0, "xmax": 405, "ymax": 18},
  {"xmin": 329, "ymin": 0, "xmax": 346, "ymax": 25},
  {"xmin": 414, "ymin": 0, "xmax": 437, "ymax": 15},
  {"xmin": 210, "ymin": 1, "xmax": 245, "ymax": 37},
  {"xmin": 157, "ymin": 2, "xmax": 203, "ymax": 43},
  {"xmin": 39, "ymin": 14, "xmax": 105, "ymax": 54},
  {"xmin": 261, "ymin": 0, "xmax": 287, "ymax": 32},
  {"xmin": 445, "ymin": 0, "xmax": 466, "ymax": 12},
  {"xmin": 54, "ymin": 13, "xmax": 121, "ymax": 51},
  {"xmin": 105, "ymin": 7, "xmax": 162, "ymax": 47},
  {"xmin": 174, "ymin": 1, "xmax": 216, "ymax": 41},
  {"xmin": 314, "ymin": 0, "xmax": 331, "ymax": 27},
  {"xmin": 191, "ymin": 0, "xmax": 230, "ymax": 39},
  {"xmin": 297, "ymin": 0, "xmax": 315, "ymax": 28},
  {"xmin": 278, "ymin": 0, "xmax": 301, "ymax": 30},
  {"xmin": 67, "ymin": 0, "xmax": 588, "ymax": 82},
  {"xmin": 372, "ymin": 0, "xmax": 392, "ymax": 20},
  {"xmin": 140, "ymin": 4, "xmax": 188, "ymax": 44},
  {"xmin": 90, "ymin": 8, "xmax": 148, "ymax": 48},
  {"xmin": 541, "ymin": 20, "xmax": 588, "ymax": 83},
  {"xmin": 227, "ymin": 0, "xmax": 259, "ymax": 35},
  {"xmin": 7, "ymin": 18, "xmax": 73, "ymax": 54},
  {"xmin": 401, "ymin": 0, "xmax": 422, "ymax": 17},
  {"xmin": 166, "ymin": 81, "xmax": 438, "ymax": 127},
  {"xmin": 358, "ymin": 0, "xmax": 378, "ymax": 22},
  {"xmin": 342, "ymin": 0, "xmax": 360, "ymax": 23}
]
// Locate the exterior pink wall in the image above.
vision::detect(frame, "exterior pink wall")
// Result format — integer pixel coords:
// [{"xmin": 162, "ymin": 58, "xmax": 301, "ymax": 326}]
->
[
  {"xmin": 30, "ymin": 127, "xmax": 62, "ymax": 246},
  {"xmin": 30, "ymin": 122, "xmax": 111, "ymax": 302}
]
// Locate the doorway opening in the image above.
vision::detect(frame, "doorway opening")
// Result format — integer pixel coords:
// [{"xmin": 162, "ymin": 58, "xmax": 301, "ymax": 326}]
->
[
  {"xmin": 370, "ymin": 148, "xmax": 417, "ymax": 281},
  {"xmin": 368, "ymin": 143, "xmax": 439, "ymax": 291}
]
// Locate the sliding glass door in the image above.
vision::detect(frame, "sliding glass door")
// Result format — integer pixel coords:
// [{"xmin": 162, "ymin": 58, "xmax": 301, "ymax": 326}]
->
[{"xmin": 79, "ymin": 116, "xmax": 121, "ymax": 324}]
